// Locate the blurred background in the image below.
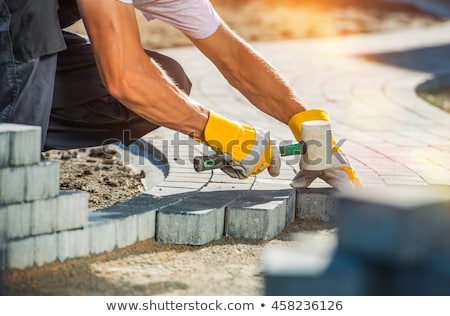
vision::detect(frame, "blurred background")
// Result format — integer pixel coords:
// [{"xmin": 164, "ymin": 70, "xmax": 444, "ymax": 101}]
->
[{"xmin": 67, "ymin": 0, "xmax": 448, "ymax": 49}]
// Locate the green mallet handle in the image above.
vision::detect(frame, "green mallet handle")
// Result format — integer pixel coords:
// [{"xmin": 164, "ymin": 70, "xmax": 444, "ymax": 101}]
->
[{"xmin": 193, "ymin": 142, "xmax": 305, "ymax": 172}]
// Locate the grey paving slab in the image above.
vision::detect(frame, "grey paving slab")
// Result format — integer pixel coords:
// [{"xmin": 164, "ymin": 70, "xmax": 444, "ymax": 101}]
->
[
  {"xmin": 296, "ymin": 188, "xmax": 338, "ymax": 222},
  {"xmin": 34, "ymin": 234, "xmax": 57, "ymax": 267},
  {"xmin": 115, "ymin": 215, "xmax": 138, "ymax": 249},
  {"xmin": 57, "ymin": 229, "xmax": 90, "ymax": 262},
  {"xmin": 31, "ymin": 198, "xmax": 57, "ymax": 236},
  {"xmin": 392, "ymin": 254, "xmax": 450, "ymax": 295},
  {"xmin": 57, "ymin": 191, "xmax": 89, "ymax": 231},
  {"xmin": 336, "ymin": 185, "xmax": 450, "ymax": 264},
  {"xmin": 0, "ymin": 166, "xmax": 26, "ymax": 205},
  {"xmin": 156, "ymin": 207, "xmax": 224, "ymax": 246},
  {"xmin": 6, "ymin": 237, "xmax": 34, "ymax": 269},
  {"xmin": 156, "ymin": 190, "xmax": 244, "ymax": 245},
  {"xmin": 25, "ymin": 161, "xmax": 60, "ymax": 202},
  {"xmin": 0, "ymin": 129, "xmax": 9, "ymax": 168},
  {"xmin": 2, "ymin": 202, "xmax": 32, "ymax": 239},
  {"xmin": 1, "ymin": 124, "xmax": 41, "ymax": 167},
  {"xmin": 136, "ymin": 211, "xmax": 155, "ymax": 241},
  {"xmin": 0, "ymin": 211, "xmax": 5, "ymax": 270},
  {"xmin": 88, "ymin": 217, "xmax": 116, "ymax": 255},
  {"xmin": 225, "ymin": 189, "xmax": 295, "ymax": 240}
]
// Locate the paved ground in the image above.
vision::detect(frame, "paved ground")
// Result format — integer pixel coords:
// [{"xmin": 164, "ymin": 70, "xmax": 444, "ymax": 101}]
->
[{"xmin": 146, "ymin": 21, "xmax": 450, "ymax": 189}]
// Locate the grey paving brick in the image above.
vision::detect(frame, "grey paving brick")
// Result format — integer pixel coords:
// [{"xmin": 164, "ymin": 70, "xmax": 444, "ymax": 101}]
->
[
  {"xmin": 6, "ymin": 237, "xmax": 34, "ymax": 269},
  {"xmin": 0, "ymin": 166, "xmax": 26, "ymax": 205},
  {"xmin": 137, "ymin": 211, "xmax": 156, "ymax": 241},
  {"xmin": 57, "ymin": 229, "xmax": 90, "ymax": 262},
  {"xmin": 25, "ymin": 161, "xmax": 60, "ymax": 202},
  {"xmin": 157, "ymin": 207, "xmax": 224, "ymax": 245},
  {"xmin": 296, "ymin": 188, "xmax": 337, "ymax": 222},
  {"xmin": 89, "ymin": 193, "xmax": 198, "ymax": 249},
  {"xmin": 6, "ymin": 124, "xmax": 41, "ymax": 167},
  {"xmin": 57, "ymin": 191, "xmax": 89, "ymax": 231},
  {"xmin": 0, "ymin": 213, "xmax": 5, "ymax": 271},
  {"xmin": 115, "ymin": 215, "xmax": 138, "ymax": 249},
  {"xmin": 336, "ymin": 186, "xmax": 450, "ymax": 264},
  {"xmin": 0, "ymin": 129, "xmax": 9, "ymax": 168},
  {"xmin": 262, "ymin": 234, "xmax": 377, "ymax": 295},
  {"xmin": 393, "ymin": 254, "xmax": 450, "ymax": 295},
  {"xmin": 156, "ymin": 191, "xmax": 236, "ymax": 245},
  {"xmin": 2, "ymin": 202, "xmax": 32, "ymax": 239},
  {"xmin": 31, "ymin": 198, "xmax": 57, "ymax": 236},
  {"xmin": 88, "ymin": 217, "xmax": 116, "ymax": 255},
  {"xmin": 225, "ymin": 189, "xmax": 294, "ymax": 240},
  {"xmin": 34, "ymin": 234, "xmax": 57, "ymax": 267}
]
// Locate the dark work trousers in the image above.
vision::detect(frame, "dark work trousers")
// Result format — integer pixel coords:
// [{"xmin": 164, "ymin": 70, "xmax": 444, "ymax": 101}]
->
[
  {"xmin": 0, "ymin": 1, "xmax": 57, "ymax": 150},
  {"xmin": 45, "ymin": 31, "xmax": 192, "ymax": 150}
]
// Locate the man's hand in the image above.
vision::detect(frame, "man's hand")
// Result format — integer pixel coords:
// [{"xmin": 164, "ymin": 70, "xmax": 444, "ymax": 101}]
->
[
  {"xmin": 288, "ymin": 109, "xmax": 362, "ymax": 191},
  {"xmin": 203, "ymin": 111, "xmax": 281, "ymax": 179}
]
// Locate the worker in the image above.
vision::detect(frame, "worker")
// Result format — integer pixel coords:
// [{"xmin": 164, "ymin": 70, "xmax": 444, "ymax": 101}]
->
[{"xmin": 1, "ymin": 0, "xmax": 361, "ymax": 190}]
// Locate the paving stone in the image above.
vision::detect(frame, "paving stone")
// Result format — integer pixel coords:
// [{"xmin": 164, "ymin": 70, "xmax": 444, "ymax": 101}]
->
[
  {"xmin": 296, "ymin": 188, "xmax": 338, "ymax": 222},
  {"xmin": 393, "ymin": 254, "xmax": 450, "ymax": 295},
  {"xmin": 336, "ymin": 185, "xmax": 450, "ymax": 264},
  {"xmin": 34, "ymin": 234, "xmax": 57, "ymax": 267},
  {"xmin": 31, "ymin": 198, "xmax": 57, "ymax": 236},
  {"xmin": 115, "ymin": 215, "xmax": 138, "ymax": 249},
  {"xmin": 0, "ymin": 214, "xmax": 5, "ymax": 271},
  {"xmin": 225, "ymin": 189, "xmax": 295, "ymax": 240},
  {"xmin": 57, "ymin": 191, "xmax": 89, "ymax": 231},
  {"xmin": 57, "ymin": 229, "xmax": 90, "ymax": 262},
  {"xmin": 6, "ymin": 237, "xmax": 34, "ymax": 269},
  {"xmin": 157, "ymin": 207, "xmax": 224, "ymax": 245},
  {"xmin": 0, "ymin": 129, "xmax": 9, "ymax": 168},
  {"xmin": 1, "ymin": 202, "xmax": 32, "ymax": 239},
  {"xmin": 88, "ymin": 216, "xmax": 116, "ymax": 255},
  {"xmin": 88, "ymin": 193, "xmax": 182, "ymax": 252},
  {"xmin": 5, "ymin": 124, "xmax": 41, "ymax": 167},
  {"xmin": 137, "ymin": 211, "xmax": 156, "ymax": 241},
  {"xmin": 0, "ymin": 166, "xmax": 26, "ymax": 205},
  {"xmin": 262, "ymin": 233, "xmax": 377, "ymax": 295},
  {"xmin": 25, "ymin": 161, "xmax": 60, "ymax": 202},
  {"xmin": 156, "ymin": 191, "xmax": 238, "ymax": 245}
]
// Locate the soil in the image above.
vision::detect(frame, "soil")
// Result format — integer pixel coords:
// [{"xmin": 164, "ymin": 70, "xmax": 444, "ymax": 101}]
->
[
  {"xmin": 44, "ymin": 147, "xmax": 145, "ymax": 210},
  {"xmin": 2, "ymin": 0, "xmax": 447, "ymax": 296}
]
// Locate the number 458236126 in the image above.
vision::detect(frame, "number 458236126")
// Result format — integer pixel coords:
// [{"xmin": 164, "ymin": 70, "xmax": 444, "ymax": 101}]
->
[{"xmin": 271, "ymin": 300, "xmax": 343, "ymax": 311}]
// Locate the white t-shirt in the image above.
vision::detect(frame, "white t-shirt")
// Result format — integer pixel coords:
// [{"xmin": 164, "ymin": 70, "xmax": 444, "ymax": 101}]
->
[{"xmin": 117, "ymin": 0, "xmax": 220, "ymax": 39}]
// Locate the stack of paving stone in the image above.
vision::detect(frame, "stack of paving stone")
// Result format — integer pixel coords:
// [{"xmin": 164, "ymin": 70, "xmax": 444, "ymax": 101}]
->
[
  {"xmin": 0, "ymin": 124, "xmax": 88, "ymax": 269},
  {"xmin": 263, "ymin": 185, "xmax": 450, "ymax": 295}
]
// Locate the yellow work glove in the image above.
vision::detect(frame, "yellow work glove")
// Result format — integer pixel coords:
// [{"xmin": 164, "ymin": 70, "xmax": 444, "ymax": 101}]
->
[
  {"xmin": 203, "ymin": 111, "xmax": 281, "ymax": 179},
  {"xmin": 288, "ymin": 109, "xmax": 362, "ymax": 191}
]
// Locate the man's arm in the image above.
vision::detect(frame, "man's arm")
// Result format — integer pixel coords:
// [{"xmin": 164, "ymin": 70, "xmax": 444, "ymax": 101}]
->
[
  {"xmin": 189, "ymin": 21, "xmax": 307, "ymax": 125},
  {"xmin": 76, "ymin": 0, "xmax": 209, "ymax": 140}
]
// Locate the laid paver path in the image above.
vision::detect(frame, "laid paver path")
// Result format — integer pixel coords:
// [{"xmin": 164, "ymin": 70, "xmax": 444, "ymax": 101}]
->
[{"xmin": 148, "ymin": 21, "xmax": 450, "ymax": 189}]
